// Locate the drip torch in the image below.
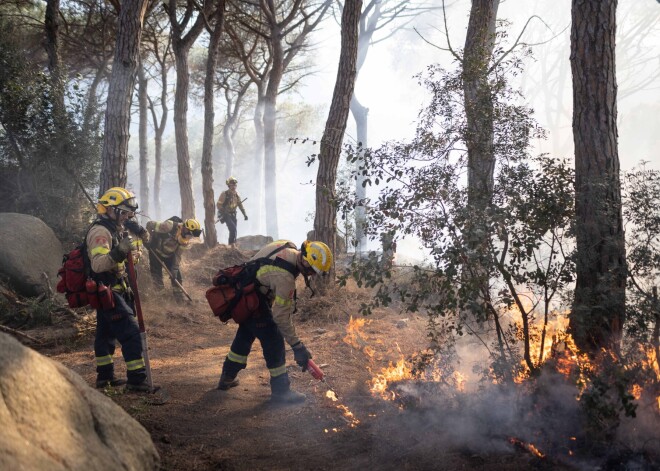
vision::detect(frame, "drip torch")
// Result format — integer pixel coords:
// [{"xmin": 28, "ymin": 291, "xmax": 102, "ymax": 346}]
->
[{"xmin": 307, "ymin": 359, "xmax": 340, "ymax": 398}]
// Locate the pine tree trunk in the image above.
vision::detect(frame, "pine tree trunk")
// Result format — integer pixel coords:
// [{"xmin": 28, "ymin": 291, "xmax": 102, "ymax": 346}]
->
[
  {"xmin": 461, "ymin": 0, "xmax": 499, "ymax": 322},
  {"xmin": 351, "ymin": 95, "xmax": 368, "ymax": 252},
  {"xmin": 201, "ymin": 0, "xmax": 226, "ymax": 247},
  {"xmin": 172, "ymin": 47, "xmax": 196, "ymax": 218},
  {"xmin": 263, "ymin": 26, "xmax": 283, "ymax": 239},
  {"xmin": 100, "ymin": 0, "xmax": 150, "ymax": 192},
  {"xmin": 314, "ymin": 0, "xmax": 362, "ymax": 284},
  {"xmin": 569, "ymin": 0, "xmax": 624, "ymax": 354},
  {"xmin": 138, "ymin": 62, "xmax": 150, "ymax": 217}
]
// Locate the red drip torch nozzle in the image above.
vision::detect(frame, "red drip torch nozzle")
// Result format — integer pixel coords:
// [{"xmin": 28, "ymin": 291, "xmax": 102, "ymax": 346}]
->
[{"xmin": 307, "ymin": 359, "xmax": 324, "ymax": 381}]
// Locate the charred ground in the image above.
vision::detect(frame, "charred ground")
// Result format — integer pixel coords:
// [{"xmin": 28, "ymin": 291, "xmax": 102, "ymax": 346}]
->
[{"xmin": 6, "ymin": 245, "xmax": 618, "ymax": 470}]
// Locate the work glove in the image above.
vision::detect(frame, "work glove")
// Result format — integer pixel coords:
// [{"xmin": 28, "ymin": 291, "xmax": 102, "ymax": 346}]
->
[
  {"xmin": 244, "ymin": 215, "xmax": 248, "ymax": 221},
  {"xmin": 292, "ymin": 342, "xmax": 312, "ymax": 372},
  {"xmin": 139, "ymin": 229, "xmax": 150, "ymax": 244},
  {"xmin": 109, "ymin": 237, "xmax": 133, "ymax": 263}
]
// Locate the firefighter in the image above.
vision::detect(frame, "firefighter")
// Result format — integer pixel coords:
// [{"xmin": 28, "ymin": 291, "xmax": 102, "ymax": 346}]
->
[
  {"xmin": 217, "ymin": 240, "xmax": 333, "ymax": 404},
  {"xmin": 87, "ymin": 187, "xmax": 154, "ymax": 392},
  {"xmin": 216, "ymin": 176, "xmax": 247, "ymax": 245},
  {"xmin": 145, "ymin": 217, "xmax": 201, "ymax": 302}
]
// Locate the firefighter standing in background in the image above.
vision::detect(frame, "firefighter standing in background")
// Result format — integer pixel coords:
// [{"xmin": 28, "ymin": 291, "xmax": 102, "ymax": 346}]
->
[
  {"xmin": 145, "ymin": 217, "xmax": 202, "ymax": 302},
  {"xmin": 87, "ymin": 187, "xmax": 155, "ymax": 392},
  {"xmin": 217, "ymin": 240, "xmax": 333, "ymax": 404},
  {"xmin": 216, "ymin": 176, "xmax": 248, "ymax": 245}
]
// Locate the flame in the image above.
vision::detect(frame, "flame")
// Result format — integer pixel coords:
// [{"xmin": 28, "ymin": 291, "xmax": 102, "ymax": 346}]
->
[
  {"xmin": 509, "ymin": 437, "xmax": 545, "ymax": 458},
  {"xmin": 370, "ymin": 356, "xmax": 413, "ymax": 400},
  {"xmin": 324, "ymin": 385, "xmax": 360, "ymax": 428},
  {"xmin": 336, "ymin": 404, "xmax": 360, "ymax": 427},
  {"xmin": 343, "ymin": 316, "xmax": 371, "ymax": 351}
]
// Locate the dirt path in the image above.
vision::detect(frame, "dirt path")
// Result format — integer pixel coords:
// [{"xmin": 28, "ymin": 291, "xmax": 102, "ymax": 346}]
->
[{"xmin": 42, "ymin": 247, "xmax": 569, "ymax": 470}]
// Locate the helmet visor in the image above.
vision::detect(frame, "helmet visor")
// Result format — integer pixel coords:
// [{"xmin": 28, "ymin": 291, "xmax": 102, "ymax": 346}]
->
[
  {"xmin": 191, "ymin": 228, "xmax": 202, "ymax": 237},
  {"xmin": 117, "ymin": 197, "xmax": 138, "ymax": 212}
]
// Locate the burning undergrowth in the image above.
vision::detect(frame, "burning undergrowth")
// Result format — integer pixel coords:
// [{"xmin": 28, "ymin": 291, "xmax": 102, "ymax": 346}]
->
[{"xmin": 340, "ymin": 316, "xmax": 660, "ymax": 470}]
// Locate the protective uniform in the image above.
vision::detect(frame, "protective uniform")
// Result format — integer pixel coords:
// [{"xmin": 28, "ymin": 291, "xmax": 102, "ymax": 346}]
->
[
  {"xmin": 87, "ymin": 210, "xmax": 146, "ymax": 389},
  {"xmin": 145, "ymin": 218, "xmax": 200, "ymax": 302},
  {"xmin": 219, "ymin": 240, "xmax": 333, "ymax": 402},
  {"xmin": 216, "ymin": 177, "xmax": 247, "ymax": 245}
]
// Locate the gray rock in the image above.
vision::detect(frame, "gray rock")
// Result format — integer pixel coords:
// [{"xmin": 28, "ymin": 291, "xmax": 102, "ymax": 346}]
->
[
  {"xmin": 0, "ymin": 213, "xmax": 62, "ymax": 296},
  {"xmin": 0, "ymin": 332, "xmax": 160, "ymax": 471},
  {"xmin": 235, "ymin": 235, "xmax": 273, "ymax": 251}
]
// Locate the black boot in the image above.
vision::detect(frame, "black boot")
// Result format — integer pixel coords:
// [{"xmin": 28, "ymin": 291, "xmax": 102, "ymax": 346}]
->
[
  {"xmin": 271, "ymin": 389, "xmax": 306, "ymax": 404},
  {"xmin": 217, "ymin": 374, "xmax": 240, "ymax": 390},
  {"xmin": 96, "ymin": 376, "xmax": 127, "ymax": 388},
  {"xmin": 270, "ymin": 373, "xmax": 305, "ymax": 403}
]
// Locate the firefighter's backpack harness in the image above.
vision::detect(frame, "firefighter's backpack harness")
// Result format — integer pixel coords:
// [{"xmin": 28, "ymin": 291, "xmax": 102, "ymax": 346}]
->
[{"xmin": 206, "ymin": 242, "xmax": 299, "ymax": 323}]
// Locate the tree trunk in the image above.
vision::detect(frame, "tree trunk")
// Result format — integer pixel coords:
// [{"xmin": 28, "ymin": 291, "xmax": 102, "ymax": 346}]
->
[
  {"xmin": 138, "ymin": 61, "xmax": 150, "ymax": 218},
  {"xmin": 263, "ymin": 23, "xmax": 283, "ymax": 239},
  {"xmin": 172, "ymin": 47, "xmax": 196, "ymax": 219},
  {"xmin": 461, "ymin": 0, "xmax": 499, "ymax": 321},
  {"xmin": 201, "ymin": 0, "xmax": 226, "ymax": 247},
  {"xmin": 314, "ymin": 0, "xmax": 362, "ymax": 284},
  {"xmin": 168, "ymin": 0, "xmax": 210, "ymax": 218},
  {"xmin": 44, "ymin": 0, "xmax": 65, "ymax": 117},
  {"xmin": 464, "ymin": 0, "xmax": 499, "ymax": 207},
  {"xmin": 149, "ymin": 61, "xmax": 170, "ymax": 221},
  {"xmin": 252, "ymin": 93, "xmax": 265, "ymax": 233},
  {"xmin": 100, "ymin": 0, "xmax": 150, "ymax": 193},
  {"xmin": 351, "ymin": 95, "xmax": 368, "ymax": 251},
  {"xmin": 569, "ymin": 0, "xmax": 624, "ymax": 355}
]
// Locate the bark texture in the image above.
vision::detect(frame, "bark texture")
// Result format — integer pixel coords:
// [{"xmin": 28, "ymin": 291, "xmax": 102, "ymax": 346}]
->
[
  {"xmin": 168, "ymin": 0, "xmax": 210, "ymax": 218},
  {"xmin": 201, "ymin": 0, "xmax": 226, "ymax": 247},
  {"xmin": 569, "ymin": 0, "xmax": 624, "ymax": 354},
  {"xmin": 314, "ymin": 0, "xmax": 362, "ymax": 283},
  {"xmin": 463, "ymin": 0, "xmax": 499, "ymax": 207},
  {"xmin": 138, "ymin": 61, "xmax": 149, "ymax": 216},
  {"xmin": 100, "ymin": 0, "xmax": 150, "ymax": 192}
]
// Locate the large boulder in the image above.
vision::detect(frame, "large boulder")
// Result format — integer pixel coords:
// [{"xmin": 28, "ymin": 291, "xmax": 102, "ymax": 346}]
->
[
  {"xmin": 236, "ymin": 234, "xmax": 273, "ymax": 251},
  {"xmin": 0, "ymin": 213, "xmax": 62, "ymax": 296},
  {"xmin": 0, "ymin": 333, "xmax": 160, "ymax": 471}
]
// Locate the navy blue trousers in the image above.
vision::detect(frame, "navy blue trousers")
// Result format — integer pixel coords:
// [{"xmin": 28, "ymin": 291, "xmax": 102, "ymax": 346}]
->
[
  {"xmin": 221, "ymin": 314, "xmax": 290, "ymax": 393},
  {"xmin": 94, "ymin": 292, "xmax": 146, "ymax": 385},
  {"xmin": 225, "ymin": 212, "xmax": 238, "ymax": 244}
]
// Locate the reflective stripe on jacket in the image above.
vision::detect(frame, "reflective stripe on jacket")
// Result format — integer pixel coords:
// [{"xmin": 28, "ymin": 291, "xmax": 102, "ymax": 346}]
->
[
  {"xmin": 217, "ymin": 190, "xmax": 247, "ymax": 217},
  {"xmin": 146, "ymin": 220, "xmax": 189, "ymax": 261},
  {"xmin": 86, "ymin": 217, "xmax": 128, "ymax": 291},
  {"xmin": 252, "ymin": 241, "xmax": 300, "ymax": 346}
]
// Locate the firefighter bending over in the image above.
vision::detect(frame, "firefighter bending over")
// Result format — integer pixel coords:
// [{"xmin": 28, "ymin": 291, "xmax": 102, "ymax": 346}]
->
[
  {"xmin": 218, "ymin": 240, "xmax": 333, "ymax": 403},
  {"xmin": 216, "ymin": 176, "xmax": 247, "ymax": 245},
  {"xmin": 87, "ymin": 187, "xmax": 154, "ymax": 392},
  {"xmin": 145, "ymin": 217, "xmax": 201, "ymax": 302}
]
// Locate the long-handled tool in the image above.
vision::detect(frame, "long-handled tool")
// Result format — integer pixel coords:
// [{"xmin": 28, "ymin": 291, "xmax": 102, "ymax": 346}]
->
[
  {"xmin": 125, "ymin": 242, "xmax": 154, "ymax": 391},
  {"xmin": 146, "ymin": 247, "xmax": 193, "ymax": 302}
]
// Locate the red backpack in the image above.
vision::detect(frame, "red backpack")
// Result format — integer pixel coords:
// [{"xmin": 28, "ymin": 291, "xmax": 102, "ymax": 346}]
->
[
  {"xmin": 56, "ymin": 220, "xmax": 116, "ymax": 310},
  {"xmin": 206, "ymin": 242, "xmax": 298, "ymax": 323},
  {"xmin": 56, "ymin": 245, "xmax": 92, "ymax": 308}
]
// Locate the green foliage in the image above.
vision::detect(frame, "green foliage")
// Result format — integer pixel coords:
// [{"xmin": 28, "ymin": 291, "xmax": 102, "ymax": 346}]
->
[
  {"xmin": 0, "ymin": 295, "xmax": 58, "ymax": 329},
  {"xmin": 0, "ymin": 18, "xmax": 101, "ymax": 239},
  {"xmin": 337, "ymin": 56, "xmax": 576, "ymax": 379},
  {"xmin": 623, "ymin": 164, "xmax": 660, "ymax": 342}
]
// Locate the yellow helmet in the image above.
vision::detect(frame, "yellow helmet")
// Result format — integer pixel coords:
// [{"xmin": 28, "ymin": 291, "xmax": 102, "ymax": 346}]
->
[
  {"xmin": 301, "ymin": 240, "xmax": 333, "ymax": 275},
  {"xmin": 184, "ymin": 218, "xmax": 202, "ymax": 237},
  {"xmin": 226, "ymin": 176, "xmax": 238, "ymax": 186},
  {"xmin": 97, "ymin": 187, "xmax": 138, "ymax": 214}
]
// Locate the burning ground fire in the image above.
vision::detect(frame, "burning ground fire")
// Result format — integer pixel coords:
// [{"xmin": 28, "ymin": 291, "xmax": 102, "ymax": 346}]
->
[
  {"xmin": 343, "ymin": 316, "xmax": 467, "ymax": 403},
  {"xmin": 336, "ymin": 312, "xmax": 660, "ymax": 465}
]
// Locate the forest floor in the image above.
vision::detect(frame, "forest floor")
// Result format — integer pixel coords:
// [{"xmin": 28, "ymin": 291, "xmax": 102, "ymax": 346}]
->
[{"xmin": 31, "ymin": 244, "xmax": 579, "ymax": 471}]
